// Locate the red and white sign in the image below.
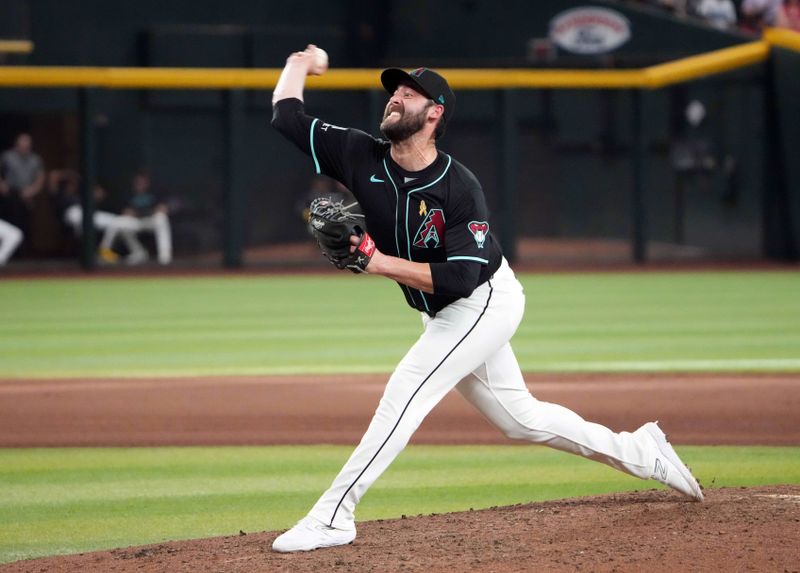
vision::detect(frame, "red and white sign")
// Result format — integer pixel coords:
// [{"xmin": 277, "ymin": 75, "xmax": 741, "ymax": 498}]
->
[{"xmin": 549, "ymin": 7, "xmax": 631, "ymax": 55}]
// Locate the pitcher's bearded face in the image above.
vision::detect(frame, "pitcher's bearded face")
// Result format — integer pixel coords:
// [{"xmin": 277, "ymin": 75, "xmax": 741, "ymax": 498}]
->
[{"xmin": 380, "ymin": 93, "xmax": 434, "ymax": 143}]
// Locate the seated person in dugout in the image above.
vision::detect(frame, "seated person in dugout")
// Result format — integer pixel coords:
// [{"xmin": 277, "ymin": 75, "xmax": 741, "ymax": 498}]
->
[
  {"xmin": 49, "ymin": 169, "xmax": 149, "ymax": 265},
  {"xmin": 121, "ymin": 171, "xmax": 172, "ymax": 265}
]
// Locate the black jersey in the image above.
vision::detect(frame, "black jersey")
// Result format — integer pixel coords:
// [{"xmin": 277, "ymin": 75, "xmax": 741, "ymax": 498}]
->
[{"xmin": 273, "ymin": 98, "xmax": 502, "ymax": 315}]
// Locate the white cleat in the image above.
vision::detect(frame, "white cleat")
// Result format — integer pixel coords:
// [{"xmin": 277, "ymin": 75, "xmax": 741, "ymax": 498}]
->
[
  {"xmin": 272, "ymin": 516, "xmax": 356, "ymax": 552},
  {"xmin": 642, "ymin": 421, "xmax": 704, "ymax": 502}
]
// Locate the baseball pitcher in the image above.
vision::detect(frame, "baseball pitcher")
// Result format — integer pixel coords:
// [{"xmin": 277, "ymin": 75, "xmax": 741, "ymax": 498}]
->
[{"xmin": 270, "ymin": 45, "xmax": 703, "ymax": 553}]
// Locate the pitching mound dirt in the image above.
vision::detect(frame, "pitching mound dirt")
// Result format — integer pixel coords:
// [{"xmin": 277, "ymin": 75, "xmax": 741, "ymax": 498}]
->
[{"xmin": 5, "ymin": 485, "xmax": 798, "ymax": 573}]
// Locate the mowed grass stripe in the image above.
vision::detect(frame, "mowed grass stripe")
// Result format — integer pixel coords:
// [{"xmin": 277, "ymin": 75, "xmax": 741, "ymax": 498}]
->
[
  {"xmin": 528, "ymin": 358, "xmax": 800, "ymax": 372},
  {"xmin": 6, "ymin": 316, "xmax": 796, "ymax": 338},
  {"xmin": 7, "ymin": 323, "xmax": 795, "ymax": 350},
  {"xmin": 1, "ymin": 445, "xmax": 799, "ymax": 564},
  {"xmin": 1, "ymin": 327, "xmax": 418, "ymax": 349},
  {"xmin": 0, "ymin": 272, "xmax": 797, "ymax": 378}
]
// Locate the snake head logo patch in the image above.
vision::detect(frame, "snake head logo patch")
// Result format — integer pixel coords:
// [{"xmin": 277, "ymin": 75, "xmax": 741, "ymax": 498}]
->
[{"xmin": 468, "ymin": 221, "xmax": 489, "ymax": 248}]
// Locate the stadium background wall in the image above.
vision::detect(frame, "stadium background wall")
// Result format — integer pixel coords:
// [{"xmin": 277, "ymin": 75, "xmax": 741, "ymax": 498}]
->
[{"xmin": 0, "ymin": 0, "xmax": 796, "ymax": 264}]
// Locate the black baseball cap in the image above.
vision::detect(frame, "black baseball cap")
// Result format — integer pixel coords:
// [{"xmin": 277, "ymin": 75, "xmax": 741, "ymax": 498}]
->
[{"xmin": 381, "ymin": 67, "xmax": 456, "ymax": 124}]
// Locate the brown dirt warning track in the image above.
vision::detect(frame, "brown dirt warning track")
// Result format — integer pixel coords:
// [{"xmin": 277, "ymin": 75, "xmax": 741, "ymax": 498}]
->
[{"xmin": 1, "ymin": 372, "xmax": 798, "ymax": 572}]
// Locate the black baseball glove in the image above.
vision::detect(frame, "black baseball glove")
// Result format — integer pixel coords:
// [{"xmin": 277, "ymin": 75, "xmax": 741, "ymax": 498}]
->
[{"xmin": 308, "ymin": 197, "xmax": 375, "ymax": 273}]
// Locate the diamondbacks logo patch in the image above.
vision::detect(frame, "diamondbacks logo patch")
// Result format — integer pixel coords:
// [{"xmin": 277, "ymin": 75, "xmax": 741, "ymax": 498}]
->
[
  {"xmin": 468, "ymin": 221, "xmax": 489, "ymax": 248},
  {"xmin": 413, "ymin": 208, "xmax": 445, "ymax": 248}
]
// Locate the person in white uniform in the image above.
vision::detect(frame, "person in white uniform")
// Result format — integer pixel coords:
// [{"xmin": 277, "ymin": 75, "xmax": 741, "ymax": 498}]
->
[
  {"xmin": 51, "ymin": 171, "xmax": 149, "ymax": 265},
  {"xmin": 0, "ymin": 218, "xmax": 23, "ymax": 266},
  {"xmin": 122, "ymin": 172, "xmax": 172, "ymax": 265},
  {"xmin": 270, "ymin": 45, "xmax": 704, "ymax": 553}
]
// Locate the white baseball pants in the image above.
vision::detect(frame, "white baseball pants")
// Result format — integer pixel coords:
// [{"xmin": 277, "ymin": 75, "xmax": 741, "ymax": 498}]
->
[
  {"xmin": 64, "ymin": 205, "xmax": 146, "ymax": 257},
  {"xmin": 309, "ymin": 259, "xmax": 657, "ymax": 530},
  {"xmin": 133, "ymin": 212, "xmax": 172, "ymax": 265},
  {"xmin": 65, "ymin": 207, "xmax": 172, "ymax": 264},
  {"xmin": 0, "ymin": 218, "xmax": 23, "ymax": 265}
]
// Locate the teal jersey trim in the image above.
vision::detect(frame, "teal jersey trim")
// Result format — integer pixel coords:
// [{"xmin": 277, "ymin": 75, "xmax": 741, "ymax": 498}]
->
[
  {"xmin": 447, "ymin": 255, "xmax": 489, "ymax": 264},
  {"xmin": 310, "ymin": 118, "xmax": 321, "ymax": 174},
  {"xmin": 405, "ymin": 154, "xmax": 453, "ymax": 314}
]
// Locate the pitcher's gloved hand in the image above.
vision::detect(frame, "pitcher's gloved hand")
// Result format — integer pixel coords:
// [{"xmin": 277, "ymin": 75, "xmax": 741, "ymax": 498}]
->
[{"xmin": 309, "ymin": 197, "xmax": 375, "ymax": 273}]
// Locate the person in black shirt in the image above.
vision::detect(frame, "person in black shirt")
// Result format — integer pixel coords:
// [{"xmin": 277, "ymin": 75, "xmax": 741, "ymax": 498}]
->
[{"xmin": 271, "ymin": 45, "xmax": 703, "ymax": 553}]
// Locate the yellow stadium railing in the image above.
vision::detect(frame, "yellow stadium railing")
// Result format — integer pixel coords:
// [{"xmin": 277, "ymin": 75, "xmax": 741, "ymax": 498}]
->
[
  {"xmin": 643, "ymin": 40, "xmax": 768, "ymax": 88},
  {"xmin": 763, "ymin": 27, "xmax": 800, "ymax": 52},
  {"xmin": 0, "ymin": 39, "xmax": 33, "ymax": 54},
  {"xmin": 0, "ymin": 33, "xmax": 795, "ymax": 91}
]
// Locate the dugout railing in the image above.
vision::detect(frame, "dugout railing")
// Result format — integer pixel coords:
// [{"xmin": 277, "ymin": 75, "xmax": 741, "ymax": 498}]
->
[{"xmin": 1, "ymin": 28, "xmax": 797, "ymax": 268}]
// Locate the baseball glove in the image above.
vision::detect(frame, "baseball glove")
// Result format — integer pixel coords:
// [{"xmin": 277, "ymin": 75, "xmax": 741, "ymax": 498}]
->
[{"xmin": 308, "ymin": 197, "xmax": 375, "ymax": 273}]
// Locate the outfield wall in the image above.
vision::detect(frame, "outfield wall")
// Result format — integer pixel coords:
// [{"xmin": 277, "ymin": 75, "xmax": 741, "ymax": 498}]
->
[{"xmin": 0, "ymin": 1, "xmax": 796, "ymax": 265}]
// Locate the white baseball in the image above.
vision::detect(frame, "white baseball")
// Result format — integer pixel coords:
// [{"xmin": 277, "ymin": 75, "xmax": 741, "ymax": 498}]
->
[{"xmin": 312, "ymin": 47, "xmax": 329, "ymax": 73}]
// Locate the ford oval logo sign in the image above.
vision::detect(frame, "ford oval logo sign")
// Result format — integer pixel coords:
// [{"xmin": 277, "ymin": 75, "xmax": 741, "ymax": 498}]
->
[{"xmin": 549, "ymin": 7, "xmax": 631, "ymax": 55}]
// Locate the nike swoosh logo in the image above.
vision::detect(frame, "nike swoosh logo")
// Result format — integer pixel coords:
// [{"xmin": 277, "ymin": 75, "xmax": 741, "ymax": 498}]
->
[{"xmin": 370, "ymin": 174, "xmax": 384, "ymax": 183}]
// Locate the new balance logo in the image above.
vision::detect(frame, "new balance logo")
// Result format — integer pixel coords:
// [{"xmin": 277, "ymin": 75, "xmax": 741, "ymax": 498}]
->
[
  {"xmin": 654, "ymin": 458, "xmax": 668, "ymax": 481},
  {"xmin": 370, "ymin": 174, "xmax": 384, "ymax": 183}
]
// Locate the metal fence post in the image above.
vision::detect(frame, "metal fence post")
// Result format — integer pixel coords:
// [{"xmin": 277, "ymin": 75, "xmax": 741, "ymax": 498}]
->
[
  {"xmin": 631, "ymin": 88, "xmax": 647, "ymax": 264},
  {"xmin": 223, "ymin": 88, "xmax": 245, "ymax": 268},
  {"xmin": 79, "ymin": 87, "xmax": 97, "ymax": 270},
  {"xmin": 495, "ymin": 88, "xmax": 518, "ymax": 263},
  {"xmin": 368, "ymin": 89, "xmax": 383, "ymax": 137}
]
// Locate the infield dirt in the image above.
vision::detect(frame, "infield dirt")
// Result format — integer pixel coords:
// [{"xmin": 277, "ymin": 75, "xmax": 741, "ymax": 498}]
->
[
  {"xmin": 3, "ymin": 486, "xmax": 799, "ymax": 573},
  {"xmin": 1, "ymin": 372, "xmax": 798, "ymax": 572},
  {"xmin": 1, "ymin": 373, "xmax": 798, "ymax": 446}
]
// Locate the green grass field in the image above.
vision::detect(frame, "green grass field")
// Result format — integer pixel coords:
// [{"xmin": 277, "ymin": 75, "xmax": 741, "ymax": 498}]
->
[
  {"xmin": 2, "ymin": 445, "xmax": 799, "ymax": 564},
  {"xmin": 1, "ymin": 271, "xmax": 798, "ymax": 378},
  {"xmin": 0, "ymin": 271, "xmax": 798, "ymax": 564}
]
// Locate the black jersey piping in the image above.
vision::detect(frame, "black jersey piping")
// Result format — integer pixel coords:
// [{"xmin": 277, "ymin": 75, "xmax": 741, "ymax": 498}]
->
[
  {"xmin": 328, "ymin": 279, "xmax": 495, "ymax": 527},
  {"xmin": 382, "ymin": 158, "xmax": 416, "ymax": 307}
]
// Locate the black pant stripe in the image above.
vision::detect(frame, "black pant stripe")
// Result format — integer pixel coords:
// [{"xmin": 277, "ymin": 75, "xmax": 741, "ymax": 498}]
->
[{"xmin": 329, "ymin": 281, "xmax": 495, "ymax": 526}]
